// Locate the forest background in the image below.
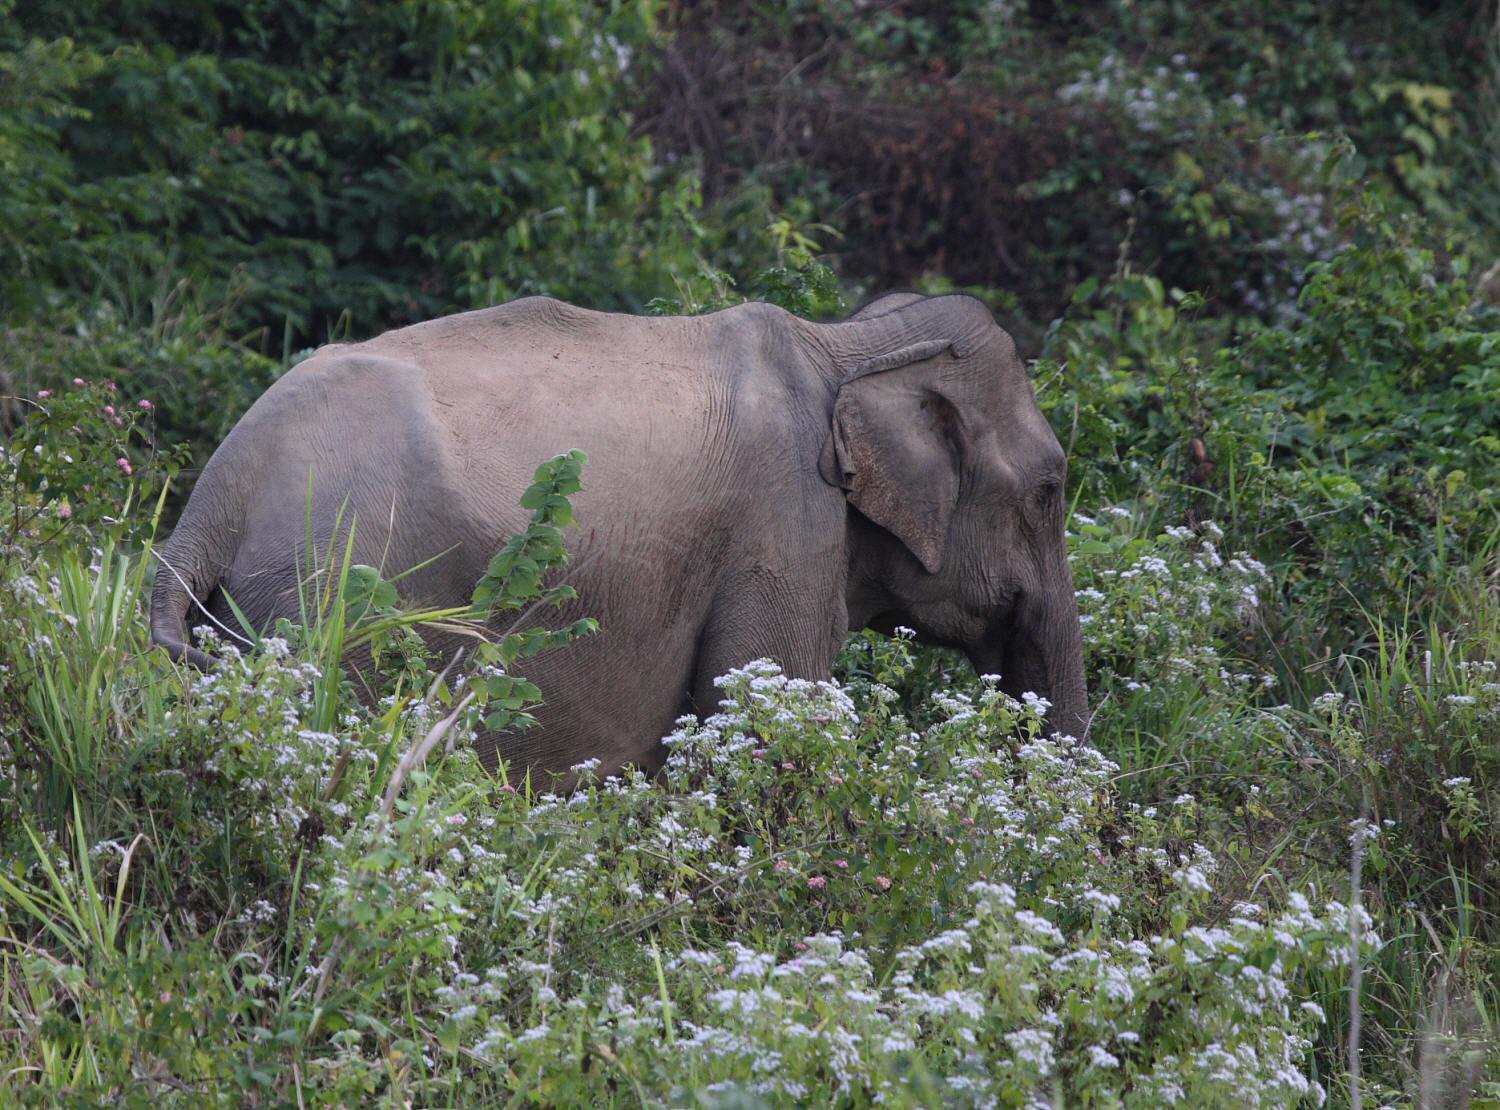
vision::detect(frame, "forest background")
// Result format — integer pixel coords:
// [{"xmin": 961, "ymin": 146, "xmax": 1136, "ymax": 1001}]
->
[{"xmin": 2, "ymin": 0, "xmax": 1500, "ymax": 1105}]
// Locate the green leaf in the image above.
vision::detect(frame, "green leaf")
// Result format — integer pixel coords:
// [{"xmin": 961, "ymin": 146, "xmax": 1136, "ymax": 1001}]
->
[{"xmin": 345, "ymin": 564, "xmax": 398, "ymax": 625}]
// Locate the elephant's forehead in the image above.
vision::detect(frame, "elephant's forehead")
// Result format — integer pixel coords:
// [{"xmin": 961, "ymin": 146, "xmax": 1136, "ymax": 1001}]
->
[
  {"xmin": 943, "ymin": 352, "xmax": 1034, "ymax": 398},
  {"xmin": 953, "ymin": 364, "xmax": 1052, "ymax": 424},
  {"xmin": 973, "ymin": 402, "xmax": 1067, "ymax": 469}
]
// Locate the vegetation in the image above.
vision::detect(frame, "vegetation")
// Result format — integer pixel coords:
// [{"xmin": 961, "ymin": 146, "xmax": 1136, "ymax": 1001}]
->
[{"xmin": 2, "ymin": 0, "xmax": 1498, "ymax": 1104}]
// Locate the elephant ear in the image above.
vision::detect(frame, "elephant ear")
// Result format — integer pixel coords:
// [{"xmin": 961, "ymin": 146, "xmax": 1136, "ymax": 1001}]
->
[{"xmin": 820, "ymin": 340, "xmax": 964, "ymax": 574}]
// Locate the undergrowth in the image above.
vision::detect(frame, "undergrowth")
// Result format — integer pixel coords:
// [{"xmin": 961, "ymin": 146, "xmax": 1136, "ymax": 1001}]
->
[
  {"xmin": 1, "ymin": 303, "xmax": 1496, "ymax": 1103},
  {"xmin": 1, "ymin": 6, "xmax": 1498, "ymax": 1099}
]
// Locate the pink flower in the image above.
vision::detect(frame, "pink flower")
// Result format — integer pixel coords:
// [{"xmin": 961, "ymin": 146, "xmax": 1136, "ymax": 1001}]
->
[
  {"xmin": 806, "ymin": 875, "xmax": 826, "ymax": 890},
  {"xmin": 834, "ymin": 858, "xmax": 848, "ymax": 869},
  {"xmin": 56, "ymin": 502, "xmax": 72, "ymax": 520},
  {"xmin": 751, "ymin": 748, "xmax": 767, "ymax": 760},
  {"xmin": 159, "ymin": 991, "xmax": 172, "ymax": 1005},
  {"xmin": 103, "ymin": 405, "xmax": 116, "ymax": 417},
  {"xmin": 138, "ymin": 399, "xmax": 152, "ymax": 410},
  {"xmin": 116, "ymin": 457, "xmax": 133, "ymax": 476},
  {"xmin": 773, "ymin": 859, "xmax": 788, "ymax": 873},
  {"xmin": 794, "ymin": 941, "xmax": 808, "ymax": 951},
  {"xmin": 961, "ymin": 816, "xmax": 975, "ymax": 827},
  {"xmin": 876, "ymin": 875, "xmax": 892, "ymax": 891},
  {"xmin": 829, "ymin": 775, "xmax": 844, "ymax": 785},
  {"xmin": 36, "ymin": 390, "xmax": 50, "ymax": 399},
  {"xmin": 781, "ymin": 761, "xmax": 795, "ymax": 771},
  {"xmin": 500, "ymin": 783, "xmax": 516, "ymax": 794},
  {"xmin": 72, "ymin": 378, "xmax": 85, "ymax": 387}
]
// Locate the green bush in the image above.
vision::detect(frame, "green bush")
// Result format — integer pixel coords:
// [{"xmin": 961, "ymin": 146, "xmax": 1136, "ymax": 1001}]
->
[
  {"xmin": 640, "ymin": 0, "xmax": 1497, "ymax": 334},
  {"xmin": 2, "ymin": 302, "xmax": 279, "ymax": 486},
  {"xmin": 0, "ymin": 547, "xmax": 1374, "ymax": 1104},
  {"xmin": 0, "ymin": 0, "xmax": 728, "ymax": 340},
  {"xmin": 1034, "ymin": 179, "xmax": 1500, "ymax": 655}
]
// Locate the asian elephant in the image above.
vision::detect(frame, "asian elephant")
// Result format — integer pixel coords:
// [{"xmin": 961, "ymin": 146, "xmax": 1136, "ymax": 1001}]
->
[{"xmin": 150, "ymin": 292, "xmax": 1088, "ymax": 777}]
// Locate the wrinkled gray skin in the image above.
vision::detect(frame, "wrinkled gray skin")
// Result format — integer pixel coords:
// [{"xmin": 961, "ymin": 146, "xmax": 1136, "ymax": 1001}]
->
[{"xmin": 151, "ymin": 293, "xmax": 1088, "ymax": 777}]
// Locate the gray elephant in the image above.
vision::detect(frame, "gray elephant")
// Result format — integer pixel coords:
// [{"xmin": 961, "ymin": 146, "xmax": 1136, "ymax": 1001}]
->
[{"xmin": 151, "ymin": 292, "xmax": 1088, "ymax": 776}]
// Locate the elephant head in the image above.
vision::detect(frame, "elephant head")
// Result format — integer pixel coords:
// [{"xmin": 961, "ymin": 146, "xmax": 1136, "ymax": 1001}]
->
[{"xmin": 819, "ymin": 293, "xmax": 1089, "ymax": 739}]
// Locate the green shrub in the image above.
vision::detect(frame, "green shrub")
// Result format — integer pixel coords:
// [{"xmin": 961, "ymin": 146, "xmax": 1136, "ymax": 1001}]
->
[
  {"xmin": 0, "ymin": 0, "xmax": 730, "ymax": 340},
  {"xmin": 1033, "ymin": 181, "xmax": 1500, "ymax": 659},
  {"xmin": 639, "ymin": 0, "xmax": 1497, "ymax": 333},
  {"xmin": 2, "ymin": 302, "xmax": 279, "ymax": 487},
  {"xmin": 0, "ymin": 603, "xmax": 1374, "ymax": 1105},
  {"xmin": 1, "ymin": 372, "xmax": 172, "ymax": 545}
]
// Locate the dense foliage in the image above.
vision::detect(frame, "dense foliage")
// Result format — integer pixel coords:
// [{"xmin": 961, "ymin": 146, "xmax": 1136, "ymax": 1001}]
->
[
  {"xmin": 0, "ymin": 0, "xmax": 784, "ymax": 473},
  {"xmin": 2, "ymin": 0, "xmax": 1498, "ymax": 1105},
  {"xmin": 642, "ymin": 0, "xmax": 1497, "ymax": 339},
  {"xmin": 4, "ymin": 0, "xmax": 686, "ymax": 332}
]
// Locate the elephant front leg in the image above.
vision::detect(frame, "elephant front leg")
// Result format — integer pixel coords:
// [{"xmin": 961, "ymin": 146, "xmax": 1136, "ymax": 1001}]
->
[{"xmin": 688, "ymin": 577, "xmax": 849, "ymax": 716}]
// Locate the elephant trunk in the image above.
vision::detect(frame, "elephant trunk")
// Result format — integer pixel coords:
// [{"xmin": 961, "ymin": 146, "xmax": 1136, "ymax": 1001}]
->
[{"xmin": 975, "ymin": 586, "xmax": 1089, "ymax": 741}]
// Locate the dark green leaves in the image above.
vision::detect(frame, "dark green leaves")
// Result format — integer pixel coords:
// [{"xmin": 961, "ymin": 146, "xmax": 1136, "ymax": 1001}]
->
[
  {"xmin": 470, "ymin": 449, "xmax": 588, "ymax": 619},
  {"xmin": 464, "ymin": 449, "xmax": 596, "ymax": 733},
  {"xmin": 0, "ymin": 0, "xmax": 691, "ymax": 342},
  {"xmin": 343, "ymin": 564, "xmax": 399, "ymax": 627}
]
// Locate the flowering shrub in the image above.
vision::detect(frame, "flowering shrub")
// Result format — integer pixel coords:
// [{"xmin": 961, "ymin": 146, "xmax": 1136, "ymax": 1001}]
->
[
  {"xmin": 1054, "ymin": 51, "xmax": 1341, "ymax": 319},
  {"xmin": 0, "ymin": 562, "xmax": 1375, "ymax": 1107},
  {"xmin": 433, "ymin": 663, "xmax": 1369, "ymax": 1108},
  {"xmin": 1, "ymin": 374, "xmax": 173, "ymax": 544},
  {"xmin": 1072, "ymin": 510, "xmax": 1274, "ymax": 720}
]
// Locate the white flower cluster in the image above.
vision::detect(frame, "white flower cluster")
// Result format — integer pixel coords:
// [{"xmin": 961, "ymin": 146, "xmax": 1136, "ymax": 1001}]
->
[
  {"xmin": 1073, "ymin": 514, "xmax": 1275, "ymax": 720},
  {"xmin": 0, "ymin": 522, "xmax": 1399, "ymax": 1105},
  {"xmin": 1056, "ymin": 51, "xmax": 1339, "ymax": 318},
  {"xmin": 412, "ymin": 660, "xmax": 1370, "ymax": 1105}
]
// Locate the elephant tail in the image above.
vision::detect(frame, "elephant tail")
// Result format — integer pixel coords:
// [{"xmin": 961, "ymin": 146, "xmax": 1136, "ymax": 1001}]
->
[{"xmin": 149, "ymin": 514, "xmax": 236, "ymax": 672}]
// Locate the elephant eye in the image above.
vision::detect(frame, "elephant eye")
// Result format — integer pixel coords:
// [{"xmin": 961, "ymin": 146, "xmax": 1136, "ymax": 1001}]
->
[
  {"xmin": 1022, "ymin": 479, "xmax": 1063, "ymax": 522},
  {"xmin": 1035, "ymin": 478, "xmax": 1062, "ymax": 501}
]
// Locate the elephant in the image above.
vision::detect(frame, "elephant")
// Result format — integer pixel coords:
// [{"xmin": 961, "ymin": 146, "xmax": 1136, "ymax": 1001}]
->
[{"xmin": 150, "ymin": 292, "xmax": 1088, "ymax": 778}]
